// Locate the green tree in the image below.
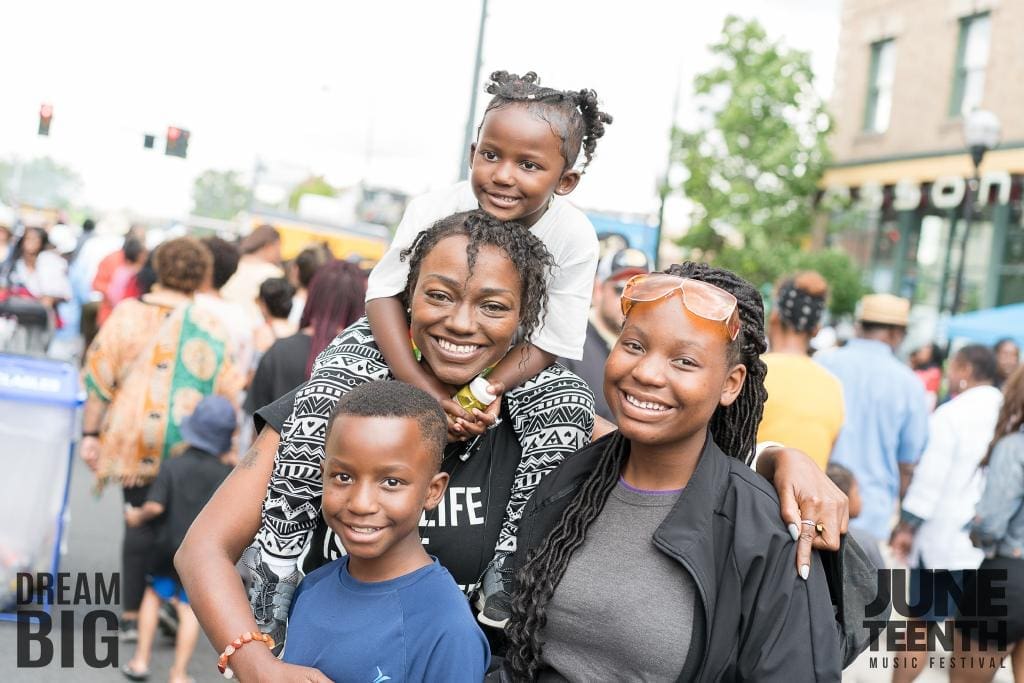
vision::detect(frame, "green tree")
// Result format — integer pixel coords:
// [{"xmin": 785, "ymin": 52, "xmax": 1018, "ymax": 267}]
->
[
  {"xmin": 671, "ymin": 16, "xmax": 863, "ymax": 314},
  {"xmin": 0, "ymin": 156, "xmax": 81, "ymax": 209},
  {"xmin": 192, "ymin": 169, "xmax": 252, "ymax": 219},
  {"xmin": 288, "ymin": 175, "xmax": 337, "ymax": 212}
]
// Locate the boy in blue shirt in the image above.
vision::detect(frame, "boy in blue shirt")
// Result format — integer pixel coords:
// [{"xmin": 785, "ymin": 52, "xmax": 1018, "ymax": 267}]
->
[{"xmin": 282, "ymin": 380, "xmax": 490, "ymax": 682}]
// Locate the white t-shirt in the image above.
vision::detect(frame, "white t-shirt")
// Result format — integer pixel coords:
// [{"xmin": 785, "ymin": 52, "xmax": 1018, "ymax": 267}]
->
[
  {"xmin": 221, "ymin": 257, "xmax": 284, "ymax": 331},
  {"xmin": 365, "ymin": 181, "xmax": 598, "ymax": 360},
  {"xmin": 15, "ymin": 251, "xmax": 72, "ymax": 301}
]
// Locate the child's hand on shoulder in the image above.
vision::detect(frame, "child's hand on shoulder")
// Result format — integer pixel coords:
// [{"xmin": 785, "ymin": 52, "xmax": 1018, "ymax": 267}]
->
[
  {"xmin": 442, "ymin": 382, "xmax": 504, "ymax": 442},
  {"xmin": 408, "ymin": 368, "xmax": 454, "ymax": 405}
]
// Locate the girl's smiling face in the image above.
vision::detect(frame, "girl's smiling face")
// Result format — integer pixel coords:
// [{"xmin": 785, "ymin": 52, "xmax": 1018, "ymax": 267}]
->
[
  {"xmin": 408, "ymin": 234, "xmax": 522, "ymax": 388},
  {"xmin": 604, "ymin": 297, "xmax": 747, "ymax": 454},
  {"xmin": 469, "ymin": 103, "xmax": 580, "ymax": 228}
]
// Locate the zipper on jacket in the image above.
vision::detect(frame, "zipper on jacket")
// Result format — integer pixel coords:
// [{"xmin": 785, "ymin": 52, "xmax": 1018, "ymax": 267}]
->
[{"xmin": 654, "ymin": 537, "xmax": 712, "ymax": 682}]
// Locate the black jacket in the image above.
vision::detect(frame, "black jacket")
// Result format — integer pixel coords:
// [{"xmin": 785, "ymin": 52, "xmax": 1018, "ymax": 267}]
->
[{"xmin": 502, "ymin": 432, "xmax": 880, "ymax": 682}]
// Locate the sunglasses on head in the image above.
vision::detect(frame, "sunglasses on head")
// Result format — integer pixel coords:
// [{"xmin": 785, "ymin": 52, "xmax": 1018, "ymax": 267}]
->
[{"xmin": 620, "ymin": 273, "xmax": 741, "ymax": 341}]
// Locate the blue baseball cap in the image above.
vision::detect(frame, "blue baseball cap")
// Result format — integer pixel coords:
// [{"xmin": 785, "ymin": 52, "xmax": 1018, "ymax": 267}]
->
[{"xmin": 179, "ymin": 395, "xmax": 237, "ymax": 456}]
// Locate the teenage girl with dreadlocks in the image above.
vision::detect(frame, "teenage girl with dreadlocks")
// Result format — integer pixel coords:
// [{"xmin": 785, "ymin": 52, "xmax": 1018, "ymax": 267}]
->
[
  {"xmin": 500, "ymin": 263, "xmax": 851, "ymax": 681},
  {"xmin": 758, "ymin": 271, "xmax": 844, "ymax": 470},
  {"xmin": 249, "ymin": 70, "xmax": 615, "ymax": 628}
]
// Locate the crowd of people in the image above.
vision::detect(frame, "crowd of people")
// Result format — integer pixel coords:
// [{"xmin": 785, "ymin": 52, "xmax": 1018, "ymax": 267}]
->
[
  {"xmin": 1, "ymin": 67, "xmax": 1021, "ymax": 682},
  {"xmin": 0, "ymin": 206, "xmax": 369, "ymax": 680},
  {"xmin": 753, "ymin": 271, "xmax": 1023, "ymax": 682}
]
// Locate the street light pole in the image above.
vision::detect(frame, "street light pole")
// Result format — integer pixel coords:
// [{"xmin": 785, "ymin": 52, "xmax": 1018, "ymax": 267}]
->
[
  {"xmin": 458, "ymin": 0, "xmax": 489, "ymax": 182},
  {"xmin": 654, "ymin": 67, "xmax": 683, "ymax": 272},
  {"xmin": 949, "ymin": 109, "xmax": 1001, "ymax": 317},
  {"xmin": 949, "ymin": 164, "xmax": 979, "ymax": 317}
]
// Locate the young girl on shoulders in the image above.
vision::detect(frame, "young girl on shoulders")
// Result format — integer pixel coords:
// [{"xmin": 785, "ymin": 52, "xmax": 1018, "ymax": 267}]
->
[{"xmin": 366, "ymin": 70, "xmax": 613, "ymax": 430}]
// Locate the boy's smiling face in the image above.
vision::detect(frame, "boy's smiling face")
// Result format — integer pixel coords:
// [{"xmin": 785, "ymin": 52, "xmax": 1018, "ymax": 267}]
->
[
  {"xmin": 469, "ymin": 103, "xmax": 580, "ymax": 228},
  {"xmin": 321, "ymin": 414, "xmax": 448, "ymax": 582}
]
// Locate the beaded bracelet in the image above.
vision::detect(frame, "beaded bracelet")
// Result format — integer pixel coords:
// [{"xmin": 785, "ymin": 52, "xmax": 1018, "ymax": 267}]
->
[{"xmin": 217, "ymin": 631, "xmax": 276, "ymax": 679}]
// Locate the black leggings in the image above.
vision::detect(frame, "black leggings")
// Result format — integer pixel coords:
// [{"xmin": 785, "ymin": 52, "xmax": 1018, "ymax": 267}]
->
[
  {"xmin": 121, "ymin": 485, "xmax": 154, "ymax": 614},
  {"xmin": 957, "ymin": 555, "xmax": 1024, "ymax": 646}
]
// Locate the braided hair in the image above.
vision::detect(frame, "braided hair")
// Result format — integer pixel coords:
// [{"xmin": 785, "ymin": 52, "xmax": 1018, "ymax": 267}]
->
[
  {"xmin": 505, "ymin": 261, "xmax": 768, "ymax": 681},
  {"xmin": 399, "ymin": 210, "xmax": 555, "ymax": 345},
  {"xmin": 480, "ymin": 71, "xmax": 613, "ymax": 172},
  {"xmin": 774, "ymin": 271, "xmax": 828, "ymax": 335}
]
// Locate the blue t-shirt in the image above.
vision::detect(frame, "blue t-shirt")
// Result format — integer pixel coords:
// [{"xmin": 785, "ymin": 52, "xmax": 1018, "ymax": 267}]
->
[
  {"xmin": 816, "ymin": 338, "xmax": 929, "ymax": 540},
  {"xmin": 283, "ymin": 556, "xmax": 489, "ymax": 683}
]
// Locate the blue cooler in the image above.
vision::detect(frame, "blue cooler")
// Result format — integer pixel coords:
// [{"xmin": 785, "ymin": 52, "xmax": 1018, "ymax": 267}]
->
[{"xmin": 0, "ymin": 354, "xmax": 81, "ymax": 618}]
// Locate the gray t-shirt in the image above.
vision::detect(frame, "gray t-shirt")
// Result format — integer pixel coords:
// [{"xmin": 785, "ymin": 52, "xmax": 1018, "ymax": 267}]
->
[{"xmin": 538, "ymin": 479, "xmax": 700, "ymax": 682}]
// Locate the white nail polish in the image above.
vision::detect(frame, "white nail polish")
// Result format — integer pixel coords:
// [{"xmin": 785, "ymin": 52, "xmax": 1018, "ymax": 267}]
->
[
  {"xmin": 788, "ymin": 523, "xmax": 799, "ymax": 541},
  {"xmin": 800, "ymin": 564, "xmax": 810, "ymax": 581}
]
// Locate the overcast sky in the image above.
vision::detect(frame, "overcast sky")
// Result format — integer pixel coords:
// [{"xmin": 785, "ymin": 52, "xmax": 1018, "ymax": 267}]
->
[{"xmin": 0, "ymin": 0, "xmax": 841, "ymax": 221}]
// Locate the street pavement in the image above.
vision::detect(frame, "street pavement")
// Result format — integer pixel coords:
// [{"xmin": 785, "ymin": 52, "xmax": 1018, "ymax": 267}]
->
[
  {"xmin": 0, "ymin": 453, "xmax": 1016, "ymax": 682},
  {"xmin": 0, "ymin": 455, "xmax": 222, "ymax": 682}
]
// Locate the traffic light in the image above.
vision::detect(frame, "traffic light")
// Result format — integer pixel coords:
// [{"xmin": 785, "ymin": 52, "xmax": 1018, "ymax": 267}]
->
[
  {"xmin": 165, "ymin": 126, "xmax": 190, "ymax": 158},
  {"xmin": 38, "ymin": 104, "xmax": 53, "ymax": 136},
  {"xmin": 143, "ymin": 134, "xmax": 155, "ymax": 149}
]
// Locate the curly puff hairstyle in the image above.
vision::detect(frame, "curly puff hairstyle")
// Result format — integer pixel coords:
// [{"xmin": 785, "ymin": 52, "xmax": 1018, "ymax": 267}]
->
[
  {"xmin": 153, "ymin": 236, "xmax": 212, "ymax": 295},
  {"xmin": 505, "ymin": 261, "xmax": 769, "ymax": 681},
  {"xmin": 399, "ymin": 209, "xmax": 555, "ymax": 346},
  {"xmin": 480, "ymin": 71, "xmax": 613, "ymax": 173}
]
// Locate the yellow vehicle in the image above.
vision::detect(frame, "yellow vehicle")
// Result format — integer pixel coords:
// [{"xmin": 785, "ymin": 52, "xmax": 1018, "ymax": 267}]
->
[{"xmin": 241, "ymin": 210, "xmax": 391, "ymax": 268}]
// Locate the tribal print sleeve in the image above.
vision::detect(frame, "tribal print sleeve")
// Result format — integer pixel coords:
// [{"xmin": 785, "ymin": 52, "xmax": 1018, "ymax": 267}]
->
[
  {"xmin": 495, "ymin": 364, "xmax": 596, "ymax": 555},
  {"xmin": 253, "ymin": 317, "xmax": 391, "ymax": 562}
]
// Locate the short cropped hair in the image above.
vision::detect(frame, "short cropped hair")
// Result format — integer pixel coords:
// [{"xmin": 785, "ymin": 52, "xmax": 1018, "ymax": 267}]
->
[
  {"xmin": 326, "ymin": 381, "xmax": 447, "ymax": 468},
  {"xmin": 295, "ymin": 244, "xmax": 332, "ymax": 289},
  {"xmin": 153, "ymin": 237, "xmax": 211, "ymax": 295},
  {"xmin": 202, "ymin": 236, "xmax": 241, "ymax": 290},
  {"xmin": 123, "ymin": 236, "xmax": 146, "ymax": 264},
  {"xmin": 258, "ymin": 277, "xmax": 295, "ymax": 319},
  {"xmin": 956, "ymin": 344, "xmax": 998, "ymax": 384}
]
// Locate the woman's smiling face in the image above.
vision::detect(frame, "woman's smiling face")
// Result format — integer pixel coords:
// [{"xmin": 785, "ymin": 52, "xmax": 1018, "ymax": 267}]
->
[{"xmin": 409, "ymin": 235, "xmax": 522, "ymax": 388}]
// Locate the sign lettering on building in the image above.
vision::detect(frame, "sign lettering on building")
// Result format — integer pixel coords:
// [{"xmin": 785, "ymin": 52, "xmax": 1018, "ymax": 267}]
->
[{"xmin": 827, "ymin": 171, "xmax": 1015, "ymax": 211}]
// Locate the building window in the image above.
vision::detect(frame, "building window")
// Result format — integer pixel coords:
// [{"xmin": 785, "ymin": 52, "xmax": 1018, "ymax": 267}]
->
[
  {"xmin": 949, "ymin": 13, "xmax": 991, "ymax": 117},
  {"xmin": 863, "ymin": 39, "xmax": 895, "ymax": 133}
]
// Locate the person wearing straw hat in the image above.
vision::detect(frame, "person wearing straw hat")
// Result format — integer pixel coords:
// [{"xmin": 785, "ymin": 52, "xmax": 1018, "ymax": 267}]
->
[{"xmin": 815, "ymin": 293, "xmax": 929, "ymax": 559}]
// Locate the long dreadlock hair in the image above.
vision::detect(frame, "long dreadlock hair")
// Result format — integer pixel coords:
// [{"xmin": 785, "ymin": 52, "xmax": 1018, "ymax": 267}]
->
[
  {"xmin": 399, "ymin": 209, "xmax": 555, "ymax": 346},
  {"xmin": 480, "ymin": 71, "xmax": 613, "ymax": 173},
  {"xmin": 505, "ymin": 261, "xmax": 769, "ymax": 681}
]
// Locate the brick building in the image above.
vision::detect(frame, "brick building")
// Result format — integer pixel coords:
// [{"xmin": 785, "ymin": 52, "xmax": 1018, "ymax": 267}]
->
[{"xmin": 821, "ymin": 0, "xmax": 1024, "ymax": 331}]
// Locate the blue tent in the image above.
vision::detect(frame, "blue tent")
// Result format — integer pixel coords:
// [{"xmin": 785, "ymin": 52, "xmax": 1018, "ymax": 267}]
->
[{"xmin": 945, "ymin": 303, "xmax": 1024, "ymax": 347}]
